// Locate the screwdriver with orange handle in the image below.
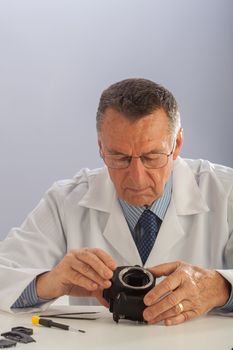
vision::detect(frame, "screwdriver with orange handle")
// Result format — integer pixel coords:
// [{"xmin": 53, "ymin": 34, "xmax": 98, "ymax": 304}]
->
[{"xmin": 32, "ymin": 315, "xmax": 86, "ymax": 333}]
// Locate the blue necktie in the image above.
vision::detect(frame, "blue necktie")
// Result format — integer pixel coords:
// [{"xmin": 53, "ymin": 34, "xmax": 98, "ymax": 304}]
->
[{"xmin": 136, "ymin": 209, "xmax": 161, "ymax": 265}]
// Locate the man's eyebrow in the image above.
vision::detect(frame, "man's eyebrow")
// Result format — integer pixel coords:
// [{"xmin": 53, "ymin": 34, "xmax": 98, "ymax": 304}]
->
[
  {"xmin": 105, "ymin": 148, "xmax": 129, "ymax": 156},
  {"xmin": 144, "ymin": 148, "xmax": 166, "ymax": 155},
  {"xmin": 104, "ymin": 147, "xmax": 166, "ymax": 155}
]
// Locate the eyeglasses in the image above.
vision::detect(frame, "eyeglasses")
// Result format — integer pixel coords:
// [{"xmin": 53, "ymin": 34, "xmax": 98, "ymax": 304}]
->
[{"xmin": 100, "ymin": 143, "xmax": 175, "ymax": 170}]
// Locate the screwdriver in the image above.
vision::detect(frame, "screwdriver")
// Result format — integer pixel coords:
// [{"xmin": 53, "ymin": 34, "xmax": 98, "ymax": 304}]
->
[{"xmin": 32, "ymin": 315, "xmax": 86, "ymax": 333}]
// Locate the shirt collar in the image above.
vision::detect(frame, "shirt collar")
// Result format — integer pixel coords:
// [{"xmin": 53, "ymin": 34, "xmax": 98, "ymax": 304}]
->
[{"xmin": 118, "ymin": 175, "xmax": 173, "ymax": 231}]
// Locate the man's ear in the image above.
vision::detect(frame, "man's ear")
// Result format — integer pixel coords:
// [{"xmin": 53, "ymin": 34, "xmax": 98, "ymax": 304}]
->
[
  {"xmin": 98, "ymin": 138, "xmax": 102, "ymax": 149},
  {"xmin": 173, "ymin": 128, "xmax": 184, "ymax": 160},
  {"xmin": 98, "ymin": 138, "xmax": 103, "ymax": 157}
]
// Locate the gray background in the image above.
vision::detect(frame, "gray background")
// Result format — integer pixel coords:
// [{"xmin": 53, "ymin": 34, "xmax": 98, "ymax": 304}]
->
[{"xmin": 0, "ymin": 0, "xmax": 232, "ymax": 239}]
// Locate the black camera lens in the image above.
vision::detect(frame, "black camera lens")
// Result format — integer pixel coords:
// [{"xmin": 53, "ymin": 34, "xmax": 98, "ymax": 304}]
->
[
  {"xmin": 122, "ymin": 269, "xmax": 150, "ymax": 287},
  {"xmin": 119, "ymin": 266, "xmax": 154, "ymax": 290}
]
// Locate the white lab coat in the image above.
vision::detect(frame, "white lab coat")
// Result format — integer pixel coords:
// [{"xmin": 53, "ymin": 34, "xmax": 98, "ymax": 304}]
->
[{"xmin": 0, "ymin": 157, "xmax": 233, "ymax": 313}]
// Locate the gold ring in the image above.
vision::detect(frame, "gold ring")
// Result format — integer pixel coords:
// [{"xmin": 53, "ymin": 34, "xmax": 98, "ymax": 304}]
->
[{"xmin": 178, "ymin": 302, "xmax": 184, "ymax": 313}]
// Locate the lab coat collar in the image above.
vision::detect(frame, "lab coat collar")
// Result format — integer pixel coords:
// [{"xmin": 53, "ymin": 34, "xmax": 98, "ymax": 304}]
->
[
  {"xmin": 78, "ymin": 166, "xmax": 116, "ymax": 212},
  {"xmin": 79, "ymin": 158, "xmax": 209, "ymax": 216},
  {"xmin": 172, "ymin": 157, "xmax": 209, "ymax": 215},
  {"xmin": 78, "ymin": 158, "xmax": 210, "ymax": 265}
]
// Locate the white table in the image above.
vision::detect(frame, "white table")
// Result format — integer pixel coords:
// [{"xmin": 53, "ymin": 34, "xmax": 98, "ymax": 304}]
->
[{"xmin": 0, "ymin": 306, "xmax": 233, "ymax": 350}]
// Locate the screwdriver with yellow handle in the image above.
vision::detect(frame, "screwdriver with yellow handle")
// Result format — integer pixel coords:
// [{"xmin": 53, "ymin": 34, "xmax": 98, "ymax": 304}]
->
[{"xmin": 32, "ymin": 315, "xmax": 86, "ymax": 333}]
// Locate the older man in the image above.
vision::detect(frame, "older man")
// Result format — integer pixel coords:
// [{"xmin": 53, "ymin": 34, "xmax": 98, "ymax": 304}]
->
[{"xmin": 0, "ymin": 78, "xmax": 232, "ymax": 326}]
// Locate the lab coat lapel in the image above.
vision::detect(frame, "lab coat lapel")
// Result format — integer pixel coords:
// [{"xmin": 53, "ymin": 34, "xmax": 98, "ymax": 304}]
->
[
  {"xmin": 172, "ymin": 157, "xmax": 210, "ymax": 216},
  {"xmin": 78, "ymin": 167, "xmax": 141, "ymax": 265},
  {"xmin": 146, "ymin": 157, "xmax": 210, "ymax": 266},
  {"xmin": 102, "ymin": 195, "xmax": 142, "ymax": 265},
  {"xmin": 146, "ymin": 196, "xmax": 184, "ymax": 266}
]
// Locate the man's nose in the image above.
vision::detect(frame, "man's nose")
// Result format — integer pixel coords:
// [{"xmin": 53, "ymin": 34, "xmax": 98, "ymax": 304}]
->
[{"xmin": 127, "ymin": 157, "xmax": 147, "ymax": 184}]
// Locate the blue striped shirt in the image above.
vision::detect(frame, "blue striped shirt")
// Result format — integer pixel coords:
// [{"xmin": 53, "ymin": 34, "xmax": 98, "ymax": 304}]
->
[
  {"xmin": 11, "ymin": 278, "xmax": 47, "ymax": 308},
  {"xmin": 119, "ymin": 176, "xmax": 172, "ymax": 244}
]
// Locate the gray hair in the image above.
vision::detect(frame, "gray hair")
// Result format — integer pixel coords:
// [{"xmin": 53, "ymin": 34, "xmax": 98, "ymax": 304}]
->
[{"xmin": 96, "ymin": 78, "xmax": 181, "ymax": 137}]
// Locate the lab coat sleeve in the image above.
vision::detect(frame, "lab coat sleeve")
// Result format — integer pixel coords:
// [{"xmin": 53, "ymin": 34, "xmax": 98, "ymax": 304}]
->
[
  {"xmin": 214, "ymin": 185, "xmax": 233, "ymax": 313},
  {"xmin": 0, "ymin": 182, "xmax": 67, "ymax": 313}
]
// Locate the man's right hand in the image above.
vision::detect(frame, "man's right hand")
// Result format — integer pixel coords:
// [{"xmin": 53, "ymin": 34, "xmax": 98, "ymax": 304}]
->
[{"xmin": 36, "ymin": 248, "xmax": 117, "ymax": 306}]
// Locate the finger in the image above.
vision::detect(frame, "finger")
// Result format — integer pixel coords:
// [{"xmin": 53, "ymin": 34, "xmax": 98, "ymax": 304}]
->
[
  {"xmin": 164, "ymin": 310, "xmax": 196, "ymax": 326},
  {"xmin": 144, "ymin": 271, "xmax": 181, "ymax": 306},
  {"xmin": 70, "ymin": 259, "xmax": 112, "ymax": 288},
  {"xmin": 73, "ymin": 249, "xmax": 115, "ymax": 280},
  {"xmin": 91, "ymin": 248, "xmax": 117, "ymax": 271},
  {"xmin": 66, "ymin": 266, "xmax": 101, "ymax": 291},
  {"xmin": 145, "ymin": 300, "xmax": 188, "ymax": 324},
  {"xmin": 148, "ymin": 261, "xmax": 182, "ymax": 278},
  {"xmin": 144, "ymin": 288, "xmax": 186, "ymax": 321},
  {"xmin": 92, "ymin": 290, "xmax": 110, "ymax": 308}
]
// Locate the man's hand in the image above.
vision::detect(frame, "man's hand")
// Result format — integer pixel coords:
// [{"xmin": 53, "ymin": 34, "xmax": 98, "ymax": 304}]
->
[
  {"xmin": 36, "ymin": 248, "xmax": 117, "ymax": 306},
  {"xmin": 143, "ymin": 261, "xmax": 231, "ymax": 326}
]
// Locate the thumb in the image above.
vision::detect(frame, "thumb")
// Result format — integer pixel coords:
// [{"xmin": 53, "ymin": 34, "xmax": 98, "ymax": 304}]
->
[
  {"xmin": 148, "ymin": 261, "xmax": 182, "ymax": 277},
  {"xmin": 92, "ymin": 290, "xmax": 109, "ymax": 308}
]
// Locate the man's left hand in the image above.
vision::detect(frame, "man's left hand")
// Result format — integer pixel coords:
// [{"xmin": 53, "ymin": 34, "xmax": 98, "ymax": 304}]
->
[{"xmin": 143, "ymin": 261, "xmax": 231, "ymax": 326}]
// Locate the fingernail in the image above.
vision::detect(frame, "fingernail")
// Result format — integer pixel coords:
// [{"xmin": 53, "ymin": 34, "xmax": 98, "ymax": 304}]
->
[
  {"xmin": 104, "ymin": 270, "xmax": 112, "ymax": 278},
  {"xmin": 111, "ymin": 262, "xmax": 117, "ymax": 270},
  {"xmin": 165, "ymin": 319, "xmax": 172, "ymax": 326},
  {"xmin": 144, "ymin": 297, "xmax": 151, "ymax": 306},
  {"xmin": 103, "ymin": 280, "xmax": 111, "ymax": 287},
  {"xmin": 143, "ymin": 310, "xmax": 152, "ymax": 321}
]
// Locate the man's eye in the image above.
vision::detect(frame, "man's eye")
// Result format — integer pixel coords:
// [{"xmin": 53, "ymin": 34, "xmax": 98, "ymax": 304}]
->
[
  {"xmin": 143, "ymin": 155, "xmax": 160, "ymax": 161},
  {"xmin": 118, "ymin": 156, "xmax": 130, "ymax": 162}
]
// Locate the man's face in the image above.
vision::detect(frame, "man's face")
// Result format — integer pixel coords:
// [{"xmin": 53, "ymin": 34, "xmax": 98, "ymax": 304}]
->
[{"xmin": 98, "ymin": 108, "xmax": 183, "ymax": 206}]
